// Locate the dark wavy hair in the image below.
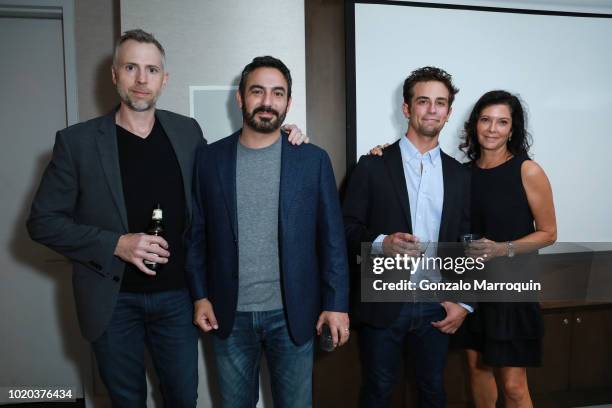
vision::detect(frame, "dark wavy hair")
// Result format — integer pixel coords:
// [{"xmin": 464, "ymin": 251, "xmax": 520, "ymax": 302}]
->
[
  {"xmin": 403, "ymin": 66, "xmax": 459, "ymax": 107},
  {"xmin": 239, "ymin": 56, "xmax": 292, "ymax": 99},
  {"xmin": 461, "ymin": 90, "xmax": 532, "ymax": 162}
]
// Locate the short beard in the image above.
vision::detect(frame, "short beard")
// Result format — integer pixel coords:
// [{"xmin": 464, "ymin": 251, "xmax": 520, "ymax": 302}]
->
[
  {"xmin": 410, "ymin": 120, "xmax": 443, "ymax": 138},
  {"xmin": 243, "ymin": 105, "xmax": 287, "ymax": 134},
  {"xmin": 117, "ymin": 87, "xmax": 156, "ymax": 112},
  {"xmin": 420, "ymin": 127, "xmax": 441, "ymax": 138}
]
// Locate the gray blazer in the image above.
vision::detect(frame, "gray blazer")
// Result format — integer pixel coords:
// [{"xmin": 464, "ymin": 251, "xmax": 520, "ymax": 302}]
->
[{"xmin": 27, "ymin": 109, "xmax": 205, "ymax": 341}]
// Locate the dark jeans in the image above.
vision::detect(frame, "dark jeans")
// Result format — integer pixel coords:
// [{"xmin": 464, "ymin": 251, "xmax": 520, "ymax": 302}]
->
[
  {"xmin": 359, "ymin": 302, "xmax": 449, "ymax": 408},
  {"xmin": 92, "ymin": 288, "xmax": 198, "ymax": 408},
  {"xmin": 212, "ymin": 309, "xmax": 314, "ymax": 408}
]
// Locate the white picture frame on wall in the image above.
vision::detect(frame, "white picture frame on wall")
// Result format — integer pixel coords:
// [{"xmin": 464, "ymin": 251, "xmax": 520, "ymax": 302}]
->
[{"xmin": 189, "ymin": 85, "xmax": 241, "ymax": 144}]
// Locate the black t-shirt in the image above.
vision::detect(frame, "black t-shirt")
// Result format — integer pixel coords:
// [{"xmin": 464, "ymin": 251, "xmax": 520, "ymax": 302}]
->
[{"xmin": 116, "ymin": 118, "xmax": 186, "ymax": 292}]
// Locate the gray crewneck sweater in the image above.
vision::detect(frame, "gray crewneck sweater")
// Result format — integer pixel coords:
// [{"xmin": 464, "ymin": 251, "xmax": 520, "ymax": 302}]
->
[{"xmin": 235, "ymin": 136, "xmax": 283, "ymax": 311}]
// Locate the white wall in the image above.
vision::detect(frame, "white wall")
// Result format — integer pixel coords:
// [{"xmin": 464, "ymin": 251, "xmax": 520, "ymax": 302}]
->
[
  {"xmin": 351, "ymin": 0, "xmax": 612, "ymax": 242},
  {"xmin": 121, "ymin": 0, "xmax": 306, "ymax": 141}
]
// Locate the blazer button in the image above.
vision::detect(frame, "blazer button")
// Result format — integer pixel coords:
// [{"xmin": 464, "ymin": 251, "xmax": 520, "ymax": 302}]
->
[{"xmin": 112, "ymin": 275, "xmax": 120, "ymax": 283}]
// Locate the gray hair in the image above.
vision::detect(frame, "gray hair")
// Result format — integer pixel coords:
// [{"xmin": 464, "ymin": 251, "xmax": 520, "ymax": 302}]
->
[{"xmin": 112, "ymin": 29, "xmax": 166, "ymax": 68}]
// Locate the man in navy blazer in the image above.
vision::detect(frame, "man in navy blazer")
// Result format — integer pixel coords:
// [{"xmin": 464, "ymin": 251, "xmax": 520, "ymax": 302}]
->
[
  {"xmin": 185, "ymin": 56, "xmax": 349, "ymax": 407},
  {"xmin": 343, "ymin": 67, "xmax": 471, "ymax": 407}
]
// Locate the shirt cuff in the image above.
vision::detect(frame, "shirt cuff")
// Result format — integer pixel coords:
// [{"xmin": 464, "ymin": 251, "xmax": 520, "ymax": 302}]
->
[
  {"xmin": 372, "ymin": 234, "xmax": 387, "ymax": 254},
  {"xmin": 458, "ymin": 302, "xmax": 474, "ymax": 313}
]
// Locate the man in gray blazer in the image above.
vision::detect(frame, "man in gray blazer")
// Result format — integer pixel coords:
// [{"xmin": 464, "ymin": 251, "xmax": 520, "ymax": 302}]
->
[{"xmin": 27, "ymin": 29, "xmax": 203, "ymax": 407}]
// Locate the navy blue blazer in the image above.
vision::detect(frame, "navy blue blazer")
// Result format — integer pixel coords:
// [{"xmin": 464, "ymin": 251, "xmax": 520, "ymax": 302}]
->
[
  {"xmin": 185, "ymin": 130, "xmax": 349, "ymax": 345},
  {"xmin": 343, "ymin": 140, "xmax": 471, "ymax": 328}
]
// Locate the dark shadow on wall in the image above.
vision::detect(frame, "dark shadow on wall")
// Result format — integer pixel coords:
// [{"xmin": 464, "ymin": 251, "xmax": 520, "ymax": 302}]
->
[
  {"xmin": 305, "ymin": 0, "xmax": 347, "ymax": 185},
  {"xmin": 93, "ymin": 0, "xmax": 120, "ymax": 116},
  {"xmin": 94, "ymin": 54, "xmax": 119, "ymax": 115},
  {"xmin": 112, "ymin": 0, "xmax": 120, "ymax": 38}
]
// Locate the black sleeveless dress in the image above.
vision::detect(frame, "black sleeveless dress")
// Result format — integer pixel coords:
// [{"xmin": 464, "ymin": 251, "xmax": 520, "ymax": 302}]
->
[{"xmin": 462, "ymin": 154, "xmax": 544, "ymax": 367}]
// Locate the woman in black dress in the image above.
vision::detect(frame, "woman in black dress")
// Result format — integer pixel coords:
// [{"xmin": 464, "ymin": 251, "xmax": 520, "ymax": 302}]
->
[{"xmin": 461, "ymin": 90, "xmax": 557, "ymax": 408}]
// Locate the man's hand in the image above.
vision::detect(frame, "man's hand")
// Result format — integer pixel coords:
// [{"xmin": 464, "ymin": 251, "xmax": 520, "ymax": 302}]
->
[
  {"xmin": 369, "ymin": 143, "xmax": 390, "ymax": 156},
  {"xmin": 283, "ymin": 123, "xmax": 310, "ymax": 145},
  {"xmin": 193, "ymin": 298, "xmax": 218, "ymax": 332},
  {"xmin": 431, "ymin": 301, "xmax": 468, "ymax": 334},
  {"xmin": 114, "ymin": 233, "xmax": 170, "ymax": 276},
  {"xmin": 382, "ymin": 232, "xmax": 421, "ymax": 257},
  {"xmin": 316, "ymin": 311, "xmax": 350, "ymax": 348}
]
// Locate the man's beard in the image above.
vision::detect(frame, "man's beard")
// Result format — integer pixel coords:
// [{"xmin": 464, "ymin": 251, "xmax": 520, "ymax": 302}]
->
[
  {"xmin": 243, "ymin": 105, "xmax": 287, "ymax": 133},
  {"xmin": 412, "ymin": 120, "xmax": 444, "ymax": 138},
  {"xmin": 420, "ymin": 126, "xmax": 441, "ymax": 138},
  {"xmin": 117, "ymin": 86, "xmax": 157, "ymax": 112}
]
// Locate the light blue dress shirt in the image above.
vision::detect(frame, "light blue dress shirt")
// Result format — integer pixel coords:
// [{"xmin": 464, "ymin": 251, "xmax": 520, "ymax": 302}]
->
[
  {"xmin": 400, "ymin": 135, "xmax": 444, "ymax": 246},
  {"xmin": 373, "ymin": 136, "xmax": 442, "ymax": 254},
  {"xmin": 373, "ymin": 136, "xmax": 472, "ymax": 313}
]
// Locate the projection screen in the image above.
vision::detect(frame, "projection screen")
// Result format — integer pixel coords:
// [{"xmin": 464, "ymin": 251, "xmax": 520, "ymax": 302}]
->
[{"xmin": 346, "ymin": 0, "xmax": 612, "ymax": 242}]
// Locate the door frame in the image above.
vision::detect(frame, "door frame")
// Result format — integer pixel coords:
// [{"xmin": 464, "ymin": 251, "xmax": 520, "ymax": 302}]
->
[{"xmin": 0, "ymin": 0, "xmax": 78, "ymax": 125}]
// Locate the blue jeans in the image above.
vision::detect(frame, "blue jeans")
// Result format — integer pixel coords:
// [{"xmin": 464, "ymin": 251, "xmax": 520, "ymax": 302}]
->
[
  {"xmin": 359, "ymin": 302, "xmax": 449, "ymax": 408},
  {"xmin": 92, "ymin": 288, "xmax": 198, "ymax": 408},
  {"xmin": 212, "ymin": 309, "xmax": 314, "ymax": 408}
]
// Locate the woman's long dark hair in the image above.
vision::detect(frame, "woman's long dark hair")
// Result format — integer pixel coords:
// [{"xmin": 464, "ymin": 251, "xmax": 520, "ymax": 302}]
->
[{"xmin": 461, "ymin": 90, "xmax": 532, "ymax": 162}]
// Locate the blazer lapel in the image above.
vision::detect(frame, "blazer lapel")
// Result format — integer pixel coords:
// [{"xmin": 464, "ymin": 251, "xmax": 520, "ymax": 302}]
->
[
  {"xmin": 95, "ymin": 110, "xmax": 129, "ymax": 231},
  {"xmin": 216, "ymin": 131, "xmax": 240, "ymax": 241},
  {"xmin": 156, "ymin": 111, "xmax": 193, "ymax": 223},
  {"xmin": 438, "ymin": 152, "xmax": 454, "ymax": 242},
  {"xmin": 383, "ymin": 141, "xmax": 412, "ymax": 232}
]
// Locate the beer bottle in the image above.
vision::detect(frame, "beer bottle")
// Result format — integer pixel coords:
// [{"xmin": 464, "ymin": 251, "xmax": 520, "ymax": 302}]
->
[{"xmin": 144, "ymin": 204, "xmax": 164, "ymax": 271}]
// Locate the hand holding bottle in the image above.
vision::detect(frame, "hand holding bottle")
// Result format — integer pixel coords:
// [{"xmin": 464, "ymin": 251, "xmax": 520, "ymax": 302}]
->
[
  {"xmin": 114, "ymin": 233, "xmax": 170, "ymax": 276},
  {"xmin": 114, "ymin": 204, "xmax": 169, "ymax": 275}
]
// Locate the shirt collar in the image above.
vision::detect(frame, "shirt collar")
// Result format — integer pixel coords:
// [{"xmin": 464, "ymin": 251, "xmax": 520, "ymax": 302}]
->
[{"xmin": 399, "ymin": 135, "xmax": 441, "ymax": 167}]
